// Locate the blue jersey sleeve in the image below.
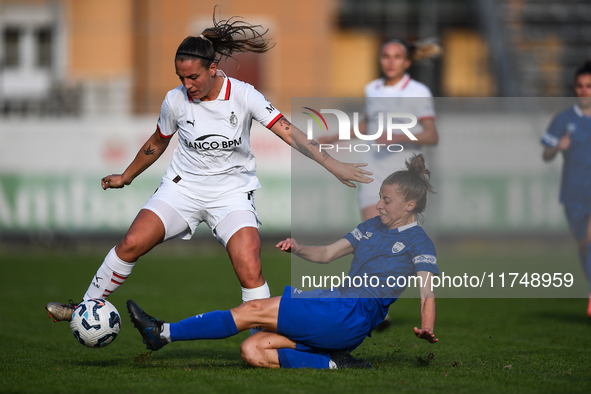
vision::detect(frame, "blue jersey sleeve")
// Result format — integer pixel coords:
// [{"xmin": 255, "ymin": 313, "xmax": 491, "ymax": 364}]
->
[
  {"xmin": 344, "ymin": 221, "xmax": 369, "ymax": 249},
  {"xmin": 541, "ymin": 111, "xmax": 569, "ymax": 148},
  {"xmin": 411, "ymin": 234, "xmax": 438, "ymax": 275}
]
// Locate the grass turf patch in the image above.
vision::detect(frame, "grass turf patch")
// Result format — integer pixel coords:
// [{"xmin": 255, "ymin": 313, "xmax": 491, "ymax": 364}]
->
[{"xmin": 1, "ymin": 241, "xmax": 590, "ymax": 393}]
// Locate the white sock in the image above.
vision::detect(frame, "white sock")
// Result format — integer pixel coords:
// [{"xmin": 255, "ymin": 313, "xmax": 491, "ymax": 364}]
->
[
  {"xmin": 242, "ymin": 282, "xmax": 270, "ymax": 335},
  {"xmin": 83, "ymin": 247, "xmax": 135, "ymax": 300},
  {"xmin": 241, "ymin": 282, "xmax": 270, "ymax": 303},
  {"xmin": 161, "ymin": 323, "xmax": 172, "ymax": 344}
]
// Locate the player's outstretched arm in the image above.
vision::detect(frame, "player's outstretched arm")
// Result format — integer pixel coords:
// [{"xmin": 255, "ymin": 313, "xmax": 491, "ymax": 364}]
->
[
  {"xmin": 316, "ymin": 119, "xmax": 364, "ymax": 144},
  {"xmin": 414, "ymin": 271, "xmax": 438, "ymax": 344},
  {"xmin": 269, "ymin": 116, "xmax": 373, "ymax": 188},
  {"xmin": 276, "ymin": 237, "xmax": 354, "ymax": 264},
  {"xmin": 102, "ymin": 130, "xmax": 171, "ymax": 189}
]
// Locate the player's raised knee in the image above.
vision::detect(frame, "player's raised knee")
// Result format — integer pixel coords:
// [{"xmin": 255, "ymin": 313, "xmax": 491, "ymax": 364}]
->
[
  {"xmin": 240, "ymin": 336, "xmax": 266, "ymax": 367},
  {"xmin": 117, "ymin": 232, "xmax": 154, "ymax": 258}
]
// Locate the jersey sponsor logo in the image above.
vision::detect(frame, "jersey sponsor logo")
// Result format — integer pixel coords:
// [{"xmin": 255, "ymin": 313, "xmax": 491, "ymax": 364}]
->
[
  {"xmin": 392, "ymin": 242, "xmax": 405, "ymax": 253},
  {"xmin": 351, "ymin": 228, "xmax": 363, "ymax": 241},
  {"xmin": 183, "ymin": 134, "xmax": 243, "ymax": 150},
  {"xmin": 412, "ymin": 254, "xmax": 437, "ymax": 265},
  {"xmin": 229, "ymin": 111, "xmax": 238, "ymax": 127},
  {"xmin": 265, "ymin": 103, "xmax": 276, "ymax": 113},
  {"xmin": 351, "ymin": 228, "xmax": 373, "ymax": 241}
]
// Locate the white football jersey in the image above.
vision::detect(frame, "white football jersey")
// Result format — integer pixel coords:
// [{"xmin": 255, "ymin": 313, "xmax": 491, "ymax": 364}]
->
[
  {"xmin": 156, "ymin": 71, "xmax": 282, "ymax": 200},
  {"xmin": 364, "ymin": 74, "xmax": 435, "ymax": 134},
  {"xmin": 358, "ymin": 74, "xmax": 436, "ymax": 209}
]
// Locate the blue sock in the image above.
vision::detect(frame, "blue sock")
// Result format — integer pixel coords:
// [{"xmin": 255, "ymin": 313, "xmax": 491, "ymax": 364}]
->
[
  {"xmin": 170, "ymin": 310, "xmax": 238, "ymax": 342},
  {"xmin": 277, "ymin": 348, "xmax": 331, "ymax": 369}
]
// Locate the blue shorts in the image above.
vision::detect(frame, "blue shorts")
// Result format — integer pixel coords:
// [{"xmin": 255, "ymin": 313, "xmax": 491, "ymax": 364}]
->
[
  {"xmin": 564, "ymin": 206, "xmax": 591, "ymax": 240},
  {"xmin": 277, "ymin": 286, "xmax": 378, "ymax": 352}
]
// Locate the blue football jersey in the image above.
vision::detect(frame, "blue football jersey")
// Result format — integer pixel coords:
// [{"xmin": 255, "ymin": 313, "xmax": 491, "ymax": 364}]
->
[
  {"xmin": 342, "ymin": 217, "xmax": 438, "ymax": 301},
  {"xmin": 283, "ymin": 217, "xmax": 438, "ymax": 341},
  {"xmin": 542, "ymin": 105, "xmax": 591, "ymax": 208}
]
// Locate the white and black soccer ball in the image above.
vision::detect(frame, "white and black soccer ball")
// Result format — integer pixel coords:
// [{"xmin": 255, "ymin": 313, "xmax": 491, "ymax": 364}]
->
[{"xmin": 70, "ymin": 299, "xmax": 121, "ymax": 348}]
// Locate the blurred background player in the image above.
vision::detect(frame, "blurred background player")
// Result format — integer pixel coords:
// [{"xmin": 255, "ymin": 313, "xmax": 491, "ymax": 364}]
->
[
  {"xmin": 320, "ymin": 38, "xmax": 440, "ymax": 221},
  {"xmin": 127, "ymin": 154, "xmax": 438, "ymax": 369},
  {"xmin": 542, "ymin": 61, "xmax": 591, "ymax": 317},
  {"xmin": 46, "ymin": 12, "xmax": 372, "ymax": 323}
]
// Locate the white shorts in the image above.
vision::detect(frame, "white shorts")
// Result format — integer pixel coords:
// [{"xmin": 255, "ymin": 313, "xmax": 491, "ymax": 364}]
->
[
  {"xmin": 142, "ymin": 179, "xmax": 260, "ymax": 247},
  {"xmin": 358, "ymin": 148, "xmax": 419, "ymax": 209}
]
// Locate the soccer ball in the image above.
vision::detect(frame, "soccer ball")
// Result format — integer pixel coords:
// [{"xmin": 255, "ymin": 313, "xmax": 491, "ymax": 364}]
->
[{"xmin": 70, "ymin": 299, "xmax": 121, "ymax": 348}]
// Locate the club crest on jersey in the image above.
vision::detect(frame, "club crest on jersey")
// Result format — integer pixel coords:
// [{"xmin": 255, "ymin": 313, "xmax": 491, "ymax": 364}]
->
[
  {"xmin": 392, "ymin": 242, "xmax": 405, "ymax": 253},
  {"xmin": 567, "ymin": 122, "xmax": 577, "ymax": 133},
  {"xmin": 229, "ymin": 111, "xmax": 238, "ymax": 127}
]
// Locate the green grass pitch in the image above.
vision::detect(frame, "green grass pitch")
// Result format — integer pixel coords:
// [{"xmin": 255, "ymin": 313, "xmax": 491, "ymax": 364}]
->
[{"xmin": 1, "ymin": 240, "xmax": 590, "ymax": 393}]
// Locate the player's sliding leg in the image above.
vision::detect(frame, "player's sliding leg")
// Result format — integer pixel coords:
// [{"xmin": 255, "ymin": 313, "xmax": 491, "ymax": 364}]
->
[
  {"xmin": 241, "ymin": 331, "xmax": 370, "ymax": 369},
  {"xmin": 126, "ymin": 297, "xmax": 281, "ymax": 351},
  {"xmin": 127, "ymin": 299, "xmax": 372, "ymax": 369}
]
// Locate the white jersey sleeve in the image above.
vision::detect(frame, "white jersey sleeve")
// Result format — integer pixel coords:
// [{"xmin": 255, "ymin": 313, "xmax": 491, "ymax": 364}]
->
[
  {"xmin": 408, "ymin": 82, "xmax": 435, "ymax": 120},
  {"xmin": 245, "ymin": 84, "xmax": 282, "ymax": 129},
  {"xmin": 156, "ymin": 90, "xmax": 181, "ymax": 139}
]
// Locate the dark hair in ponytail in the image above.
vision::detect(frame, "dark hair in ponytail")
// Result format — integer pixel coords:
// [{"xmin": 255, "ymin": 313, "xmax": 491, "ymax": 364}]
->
[
  {"xmin": 574, "ymin": 61, "xmax": 591, "ymax": 82},
  {"xmin": 175, "ymin": 8, "xmax": 274, "ymax": 68},
  {"xmin": 382, "ymin": 154, "xmax": 435, "ymax": 222}
]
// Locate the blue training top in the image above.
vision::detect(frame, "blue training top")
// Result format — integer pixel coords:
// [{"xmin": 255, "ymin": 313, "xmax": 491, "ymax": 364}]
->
[{"xmin": 541, "ymin": 105, "xmax": 591, "ymax": 208}]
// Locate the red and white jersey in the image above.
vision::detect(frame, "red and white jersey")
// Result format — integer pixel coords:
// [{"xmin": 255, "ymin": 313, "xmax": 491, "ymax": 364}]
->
[
  {"xmin": 156, "ymin": 70, "xmax": 282, "ymax": 200},
  {"xmin": 364, "ymin": 74, "xmax": 435, "ymax": 135}
]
